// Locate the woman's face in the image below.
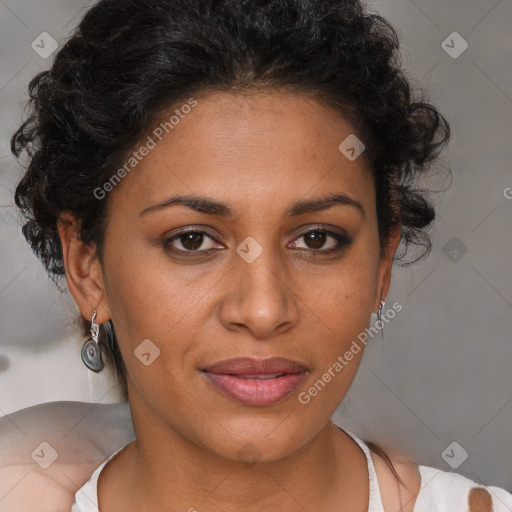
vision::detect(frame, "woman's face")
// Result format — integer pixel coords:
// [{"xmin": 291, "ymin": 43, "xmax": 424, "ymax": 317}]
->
[{"xmin": 64, "ymin": 90, "xmax": 399, "ymax": 462}]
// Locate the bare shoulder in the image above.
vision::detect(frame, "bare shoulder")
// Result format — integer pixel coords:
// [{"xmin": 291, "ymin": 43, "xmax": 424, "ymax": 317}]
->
[
  {"xmin": 370, "ymin": 449, "xmax": 422, "ymax": 512},
  {"xmin": 0, "ymin": 400, "xmax": 135, "ymax": 512},
  {"xmin": 0, "ymin": 462, "xmax": 95, "ymax": 512}
]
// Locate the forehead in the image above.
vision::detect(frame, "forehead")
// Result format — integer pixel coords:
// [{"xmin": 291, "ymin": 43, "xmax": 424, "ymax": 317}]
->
[
  {"xmin": 159, "ymin": 90, "xmax": 366, "ymax": 166},
  {"xmin": 107, "ymin": 90, "xmax": 374, "ymax": 219}
]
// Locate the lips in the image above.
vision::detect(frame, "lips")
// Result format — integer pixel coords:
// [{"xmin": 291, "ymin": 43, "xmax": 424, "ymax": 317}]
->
[
  {"xmin": 201, "ymin": 357, "xmax": 308, "ymax": 406},
  {"xmin": 202, "ymin": 357, "xmax": 307, "ymax": 375}
]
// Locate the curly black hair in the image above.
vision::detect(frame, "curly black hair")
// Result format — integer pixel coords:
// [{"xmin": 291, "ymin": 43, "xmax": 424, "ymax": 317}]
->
[{"xmin": 11, "ymin": 0, "xmax": 449, "ymax": 466}]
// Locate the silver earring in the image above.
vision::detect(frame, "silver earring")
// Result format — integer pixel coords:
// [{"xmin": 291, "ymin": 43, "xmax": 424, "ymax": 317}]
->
[
  {"xmin": 81, "ymin": 310, "xmax": 104, "ymax": 372},
  {"xmin": 377, "ymin": 300, "xmax": 386, "ymax": 323}
]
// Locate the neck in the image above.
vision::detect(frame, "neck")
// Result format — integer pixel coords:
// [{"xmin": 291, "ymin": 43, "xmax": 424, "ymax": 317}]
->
[{"xmin": 100, "ymin": 399, "xmax": 369, "ymax": 511}]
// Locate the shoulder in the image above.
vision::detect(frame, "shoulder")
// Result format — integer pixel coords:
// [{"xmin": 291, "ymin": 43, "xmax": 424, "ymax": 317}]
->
[
  {"xmin": 371, "ymin": 449, "xmax": 421, "ymax": 512},
  {"xmin": 0, "ymin": 401, "xmax": 135, "ymax": 512},
  {"xmin": 414, "ymin": 464, "xmax": 512, "ymax": 512},
  {"xmin": 372, "ymin": 450, "xmax": 512, "ymax": 512}
]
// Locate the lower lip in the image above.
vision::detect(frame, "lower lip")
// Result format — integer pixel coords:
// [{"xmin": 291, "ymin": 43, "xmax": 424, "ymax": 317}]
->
[{"xmin": 202, "ymin": 371, "xmax": 306, "ymax": 406}]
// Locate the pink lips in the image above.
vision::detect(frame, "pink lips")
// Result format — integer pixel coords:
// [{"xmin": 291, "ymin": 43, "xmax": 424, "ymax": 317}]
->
[{"xmin": 201, "ymin": 357, "xmax": 308, "ymax": 406}]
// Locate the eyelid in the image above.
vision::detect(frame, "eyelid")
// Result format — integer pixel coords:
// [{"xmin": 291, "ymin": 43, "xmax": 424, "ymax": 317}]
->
[
  {"xmin": 292, "ymin": 224, "xmax": 350, "ymax": 239},
  {"xmin": 162, "ymin": 226, "xmax": 225, "ymax": 244},
  {"xmin": 162, "ymin": 229, "xmax": 224, "ymax": 253},
  {"xmin": 289, "ymin": 226, "xmax": 351, "ymax": 253}
]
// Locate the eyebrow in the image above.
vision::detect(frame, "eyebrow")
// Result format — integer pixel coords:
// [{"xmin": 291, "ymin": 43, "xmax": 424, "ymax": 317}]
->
[{"xmin": 139, "ymin": 192, "xmax": 365, "ymax": 218}]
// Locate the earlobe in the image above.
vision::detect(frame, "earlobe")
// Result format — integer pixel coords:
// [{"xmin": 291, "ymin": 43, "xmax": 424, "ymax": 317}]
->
[
  {"xmin": 374, "ymin": 223, "xmax": 401, "ymax": 312},
  {"xmin": 57, "ymin": 211, "xmax": 111, "ymax": 324}
]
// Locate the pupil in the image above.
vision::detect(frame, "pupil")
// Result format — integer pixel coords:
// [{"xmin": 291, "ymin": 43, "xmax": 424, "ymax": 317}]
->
[
  {"xmin": 305, "ymin": 231, "xmax": 325, "ymax": 249},
  {"xmin": 182, "ymin": 233, "xmax": 203, "ymax": 250}
]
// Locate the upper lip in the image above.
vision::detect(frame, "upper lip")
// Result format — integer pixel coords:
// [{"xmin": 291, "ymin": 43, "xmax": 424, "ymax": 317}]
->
[{"xmin": 202, "ymin": 357, "xmax": 307, "ymax": 375}]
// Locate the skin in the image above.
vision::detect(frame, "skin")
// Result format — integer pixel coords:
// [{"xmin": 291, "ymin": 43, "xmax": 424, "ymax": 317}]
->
[{"xmin": 57, "ymin": 90, "xmax": 420, "ymax": 511}]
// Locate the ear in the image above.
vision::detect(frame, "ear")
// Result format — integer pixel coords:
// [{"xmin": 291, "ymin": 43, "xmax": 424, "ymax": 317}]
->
[
  {"xmin": 373, "ymin": 223, "xmax": 401, "ymax": 313},
  {"xmin": 57, "ymin": 211, "xmax": 111, "ymax": 324}
]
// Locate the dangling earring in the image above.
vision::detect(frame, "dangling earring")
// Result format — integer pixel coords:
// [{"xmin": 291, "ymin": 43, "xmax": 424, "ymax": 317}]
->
[
  {"xmin": 377, "ymin": 299, "xmax": 386, "ymax": 323},
  {"xmin": 81, "ymin": 310, "xmax": 104, "ymax": 372},
  {"xmin": 377, "ymin": 299, "xmax": 386, "ymax": 339}
]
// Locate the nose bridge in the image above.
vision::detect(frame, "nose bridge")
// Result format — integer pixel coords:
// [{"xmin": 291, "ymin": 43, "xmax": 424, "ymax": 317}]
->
[
  {"xmin": 237, "ymin": 237, "xmax": 290, "ymax": 305},
  {"xmin": 239, "ymin": 243, "xmax": 286, "ymax": 298},
  {"xmin": 221, "ymin": 236, "xmax": 299, "ymax": 336}
]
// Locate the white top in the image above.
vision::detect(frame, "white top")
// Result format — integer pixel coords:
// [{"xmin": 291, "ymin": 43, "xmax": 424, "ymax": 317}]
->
[
  {"xmin": 69, "ymin": 427, "xmax": 512, "ymax": 512},
  {"xmin": 1, "ymin": 402, "xmax": 511, "ymax": 512},
  {"xmin": 70, "ymin": 442, "xmax": 129, "ymax": 512}
]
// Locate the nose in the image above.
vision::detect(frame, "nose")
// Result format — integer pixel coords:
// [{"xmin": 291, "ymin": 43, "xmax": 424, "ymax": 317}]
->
[{"xmin": 218, "ymin": 246, "xmax": 300, "ymax": 338}]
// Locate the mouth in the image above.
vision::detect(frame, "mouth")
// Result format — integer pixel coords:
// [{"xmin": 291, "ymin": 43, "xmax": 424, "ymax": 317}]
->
[{"xmin": 201, "ymin": 357, "xmax": 308, "ymax": 407}]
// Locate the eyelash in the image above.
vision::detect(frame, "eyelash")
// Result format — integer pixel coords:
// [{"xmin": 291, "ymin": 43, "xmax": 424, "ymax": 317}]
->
[{"xmin": 162, "ymin": 227, "xmax": 352, "ymax": 258}]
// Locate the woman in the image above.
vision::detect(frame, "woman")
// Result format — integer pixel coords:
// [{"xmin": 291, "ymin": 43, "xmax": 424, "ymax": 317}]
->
[{"xmin": 3, "ymin": 0, "xmax": 511, "ymax": 510}]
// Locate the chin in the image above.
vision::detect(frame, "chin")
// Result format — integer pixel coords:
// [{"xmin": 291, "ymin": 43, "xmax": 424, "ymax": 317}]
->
[{"xmin": 198, "ymin": 415, "xmax": 317, "ymax": 464}]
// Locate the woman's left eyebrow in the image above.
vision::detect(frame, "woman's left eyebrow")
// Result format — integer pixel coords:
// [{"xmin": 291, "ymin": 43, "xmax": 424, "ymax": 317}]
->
[
  {"xmin": 285, "ymin": 193, "xmax": 365, "ymax": 218},
  {"xmin": 139, "ymin": 192, "xmax": 365, "ymax": 218}
]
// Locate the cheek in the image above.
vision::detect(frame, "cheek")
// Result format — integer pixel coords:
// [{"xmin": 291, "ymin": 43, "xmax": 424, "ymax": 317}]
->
[
  {"xmin": 296, "ymin": 263, "xmax": 379, "ymax": 415},
  {"xmin": 102, "ymin": 243, "xmax": 208, "ymax": 378},
  {"xmin": 102, "ymin": 230, "xmax": 187, "ymax": 333},
  {"xmin": 104, "ymin": 261, "xmax": 195, "ymax": 413},
  {"xmin": 104, "ymin": 264, "xmax": 207, "ymax": 434},
  {"xmin": 302, "ymin": 246, "xmax": 380, "ymax": 345},
  {"xmin": 305, "ymin": 279, "xmax": 375, "ymax": 374}
]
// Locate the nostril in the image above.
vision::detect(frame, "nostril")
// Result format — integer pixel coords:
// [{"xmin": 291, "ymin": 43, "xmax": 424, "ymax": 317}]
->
[{"xmin": 468, "ymin": 487, "xmax": 492, "ymax": 512}]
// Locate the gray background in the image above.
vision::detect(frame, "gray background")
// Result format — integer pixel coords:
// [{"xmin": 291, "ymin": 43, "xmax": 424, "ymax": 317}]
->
[{"xmin": 1, "ymin": 0, "xmax": 511, "ymax": 492}]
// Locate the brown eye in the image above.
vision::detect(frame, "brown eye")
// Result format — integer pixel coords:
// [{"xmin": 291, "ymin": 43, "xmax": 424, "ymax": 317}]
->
[
  {"xmin": 303, "ymin": 231, "xmax": 326, "ymax": 250},
  {"xmin": 291, "ymin": 229, "xmax": 351, "ymax": 254},
  {"xmin": 180, "ymin": 232, "xmax": 205, "ymax": 250},
  {"xmin": 163, "ymin": 230, "xmax": 221, "ymax": 255}
]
